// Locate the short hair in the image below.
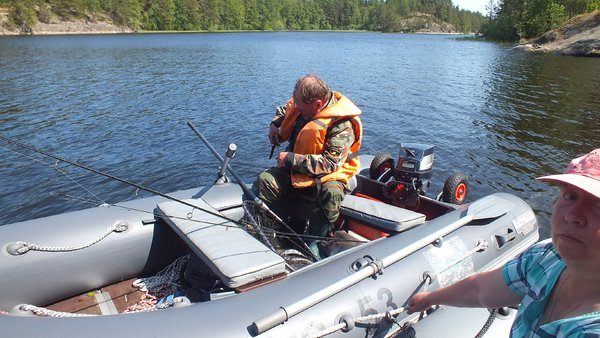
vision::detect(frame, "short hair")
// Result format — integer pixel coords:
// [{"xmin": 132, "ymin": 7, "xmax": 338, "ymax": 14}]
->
[{"xmin": 293, "ymin": 74, "xmax": 330, "ymax": 104}]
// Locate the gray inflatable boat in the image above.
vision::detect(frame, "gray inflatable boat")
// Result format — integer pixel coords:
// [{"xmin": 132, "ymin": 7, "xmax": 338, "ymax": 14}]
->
[{"xmin": 0, "ymin": 142, "xmax": 540, "ymax": 338}]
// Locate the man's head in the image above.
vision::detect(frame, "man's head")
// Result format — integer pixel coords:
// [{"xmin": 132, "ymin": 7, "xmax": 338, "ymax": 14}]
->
[{"xmin": 293, "ymin": 74, "xmax": 331, "ymax": 119}]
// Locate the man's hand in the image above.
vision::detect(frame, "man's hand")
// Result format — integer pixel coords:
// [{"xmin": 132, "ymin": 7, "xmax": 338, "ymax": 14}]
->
[
  {"xmin": 277, "ymin": 151, "xmax": 288, "ymax": 168},
  {"xmin": 269, "ymin": 123, "xmax": 280, "ymax": 146}
]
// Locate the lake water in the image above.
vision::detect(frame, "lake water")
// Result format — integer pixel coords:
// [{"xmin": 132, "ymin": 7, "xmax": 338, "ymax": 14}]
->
[{"xmin": 1, "ymin": 32, "xmax": 599, "ymax": 239}]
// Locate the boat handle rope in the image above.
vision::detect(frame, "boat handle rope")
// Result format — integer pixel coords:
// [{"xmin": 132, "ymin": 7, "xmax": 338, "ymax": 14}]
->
[
  {"xmin": 308, "ymin": 240, "xmax": 489, "ymax": 338},
  {"xmin": 5, "ymin": 220, "xmax": 129, "ymax": 256},
  {"xmin": 9, "ymin": 297, "xmax": 187, "ymax": 318}
]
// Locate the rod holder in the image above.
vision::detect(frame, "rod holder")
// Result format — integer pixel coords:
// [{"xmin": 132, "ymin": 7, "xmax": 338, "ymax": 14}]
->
[{"xmin": 217, "ymin": 143, "xmax": 237, "ymax": 182}]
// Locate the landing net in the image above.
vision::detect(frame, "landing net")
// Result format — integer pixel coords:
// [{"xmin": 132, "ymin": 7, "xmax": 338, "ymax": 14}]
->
[{"xmin": 242, "ymin": 200, "xmax": 313, "ymax": 270}]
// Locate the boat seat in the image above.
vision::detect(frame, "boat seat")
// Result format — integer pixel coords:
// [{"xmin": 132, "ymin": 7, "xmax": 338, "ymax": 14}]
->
[
  {"xmin": 156, "ymin": 199, "xmax": 287, "ymax": 290},
  {"xmin": 340, "ymin": 195, "xmax": 426, "ymax": 234}
]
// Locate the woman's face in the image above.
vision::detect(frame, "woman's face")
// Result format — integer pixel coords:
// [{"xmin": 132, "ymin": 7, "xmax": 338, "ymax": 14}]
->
[{"xmin": 551, "ymin": 184, "xmax": 600, "ymax": 263}]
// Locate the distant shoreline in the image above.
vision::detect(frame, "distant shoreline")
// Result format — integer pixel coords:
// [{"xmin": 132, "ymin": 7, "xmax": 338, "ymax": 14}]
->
[
  {"xmin": 0, "ymin": 16, "xmax": 466, "ymax": 37},
  {"xmin": 0, "ymin": 27, "xmax": 469, "ymax": 37}
]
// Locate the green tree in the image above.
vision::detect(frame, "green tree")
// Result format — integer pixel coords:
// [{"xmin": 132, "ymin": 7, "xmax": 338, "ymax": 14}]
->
[
  {"xmin": 258, "ymin": 0, "xmax": 284, "ymax": 30},
  {"xmin": 173, "ymin": 0, "xmax": 200, "ymax": 30},
  {"xmin": 48, "ymin": 0, "xmax": 86, "ymax": 19},
  {"xmin": 588, "ymin": 0, "xmax": 600, "ymax": 12},
  {"xmin": 222, "ymin": 0, "xmax": 245, "ymax": 30},
  {"xmin": 37, "ymin": 0, "xmax": 54, "ymax": 23},
  {"xmin": 244, "ymin": 0, "xmax": 260, "ymax": 29},
  {"xmin": 199, "ymin": 0, "xmax": 222, "ymax": 30},
  {"xmin": 112, "ymin": 0, "xmax": 142, "ymax": 29},
  {"xmin": 145, "ymin": 0, "xmax": 175, "ymax": 30},
  {"xmin": 8, "ymin": 0, "xmax": 37, "ymax": 28}
]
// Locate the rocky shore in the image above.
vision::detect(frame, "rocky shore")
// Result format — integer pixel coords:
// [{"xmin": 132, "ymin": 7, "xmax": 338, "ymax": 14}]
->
[
  {"xmin": 514, "ymin": 11, "xmax": 600, "ymax": 57},
  {"xmin": 0, "ymin": 12, "xmax": 132, "ymax": 36}
]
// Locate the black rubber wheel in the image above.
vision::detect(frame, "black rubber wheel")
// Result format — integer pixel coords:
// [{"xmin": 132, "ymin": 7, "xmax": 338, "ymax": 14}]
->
[
  {"xmin": 369, "ymin": 153, "xmax": 394, "ymax": 180},
  {"xmin": 442, "ymin": 172, "xmax": 469, "ymax": 204}
]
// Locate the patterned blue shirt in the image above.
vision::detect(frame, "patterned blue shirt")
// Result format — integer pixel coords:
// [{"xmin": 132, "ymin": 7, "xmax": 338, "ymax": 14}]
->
[{"xmin": 502, "ymin": 239, "xmax": 600, "ymax": 337}]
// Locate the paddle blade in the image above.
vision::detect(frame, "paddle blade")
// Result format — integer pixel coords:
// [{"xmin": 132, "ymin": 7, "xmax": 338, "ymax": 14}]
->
[{"xmin": 466, "ymin": 195, "xmax": 514, "ymax": 220}]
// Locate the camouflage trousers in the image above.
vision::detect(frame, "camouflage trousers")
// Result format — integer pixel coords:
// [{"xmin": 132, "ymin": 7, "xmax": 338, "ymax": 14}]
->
[{"xmin": 254, "ymin": 167, "xmax": 346, "ymax": 238}]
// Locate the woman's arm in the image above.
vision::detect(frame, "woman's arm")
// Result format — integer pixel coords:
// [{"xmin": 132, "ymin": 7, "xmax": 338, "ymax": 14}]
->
[{"xmin": 407, "ymin": 268, "xmax": 523, "ymax": 314}]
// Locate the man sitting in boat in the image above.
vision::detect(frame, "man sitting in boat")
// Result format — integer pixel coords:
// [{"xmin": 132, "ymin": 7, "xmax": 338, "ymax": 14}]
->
[{"xmin": 255, "ymin": 74, "xmax": 363, "ymax": 259}]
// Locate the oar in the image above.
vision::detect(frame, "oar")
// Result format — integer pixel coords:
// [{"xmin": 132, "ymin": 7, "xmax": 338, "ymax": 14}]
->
[
  {"xmin": 186, "ymin": 121, "xmax": 318, "ymax": 261},
  {"xmin": 251, "ymin": 195, "xmax": 513, "ymax": 335}
]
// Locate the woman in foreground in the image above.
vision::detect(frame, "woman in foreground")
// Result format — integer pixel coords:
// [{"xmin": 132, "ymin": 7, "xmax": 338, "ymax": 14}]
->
[{"xmin": 408, "ymin": 149, "xmax": 600, "ymax": 337}]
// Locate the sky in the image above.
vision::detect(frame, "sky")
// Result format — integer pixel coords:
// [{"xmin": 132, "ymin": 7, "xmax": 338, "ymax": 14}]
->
[{"xmin": 452, "ymin": 0, "xmax": 489, "ymax": 14}]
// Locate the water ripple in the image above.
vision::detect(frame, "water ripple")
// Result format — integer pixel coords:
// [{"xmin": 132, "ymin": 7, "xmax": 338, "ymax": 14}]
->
[{"xmin": 1, "ymin": 33, "xmax": 600, "ymax": 240}]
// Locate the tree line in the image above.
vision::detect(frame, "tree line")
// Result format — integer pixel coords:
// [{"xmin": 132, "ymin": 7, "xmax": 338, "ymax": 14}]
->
[
  {"xmin": 482, "ymin": 0, "xmax": 600, "ymax": 41},
  {"xmin": 2, "ymin": 0, "xmax": 485, "ymax": 33}
]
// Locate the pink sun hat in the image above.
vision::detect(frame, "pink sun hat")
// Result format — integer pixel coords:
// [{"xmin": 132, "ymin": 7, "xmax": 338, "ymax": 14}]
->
[{"xmin": 537, "ymin": 148, "xmax": 600, "ymax": 199}]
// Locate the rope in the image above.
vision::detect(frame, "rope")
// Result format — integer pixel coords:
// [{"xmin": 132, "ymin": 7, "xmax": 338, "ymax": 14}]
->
[
  {"xmin": 13, "ymin": 256, "xmax": 189, "ymax": 317},
  {"xmin": 310, "ymin": 240, "xmax": 489, "ymax": 337},
  {"xmin": 124, "ymin": 255, "xmax": 189, "ymax": 313},
  {"xmin": 13, "ymin": 220, "xmax": 128, "ymax": 255},
  {"xmin": 309, "ymin": 307, "xmax": 407, "ymax": 338},
  {"xmin": 123, "ymin": 296, "xmax": 185, "ymax": 314},
  {"xmin": 474, "ymin": 308, "xmax": 498, "ymax": 338},
  {"xmin": 18, "ymin": 304, "xmax": 97, "ymax": 317},
  {"xmin": 15, "ymin": 297, "xmax": 185, "ymax": 318}
]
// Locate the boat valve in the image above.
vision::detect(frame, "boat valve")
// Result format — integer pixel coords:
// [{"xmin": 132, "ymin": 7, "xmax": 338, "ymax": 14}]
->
[
  {"xmin": 113, "ymin": 220, "xmax": 129, "ymax": 232},
  {"xmin": 5, "ymin": 242, "xmax": 28, "ymax": 256}
]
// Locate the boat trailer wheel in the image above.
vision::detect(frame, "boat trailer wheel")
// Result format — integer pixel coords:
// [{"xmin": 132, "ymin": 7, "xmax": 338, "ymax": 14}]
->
[
  {"xmin": 442, "ymin": 172, "xmax": 469, "ymax": 205},
  {"xmin": 369, "ymin": 153, "xmax": 394, "ymax": 180}
]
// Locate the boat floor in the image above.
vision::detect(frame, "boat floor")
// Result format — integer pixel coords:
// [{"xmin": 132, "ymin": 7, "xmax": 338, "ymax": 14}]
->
[
  {"xmin": 47, "ymin": 278, "xmax": 146, "ymax": 315},
  {"xmin": 41, "ymin": 229, "xmax": 368, "ymax": 315}
]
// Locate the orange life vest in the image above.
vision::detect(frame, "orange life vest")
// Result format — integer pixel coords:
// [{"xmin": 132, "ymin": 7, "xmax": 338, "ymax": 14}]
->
[{"xmin": 279, "ymin": 91, "xmax": 362, "ymax": 188}]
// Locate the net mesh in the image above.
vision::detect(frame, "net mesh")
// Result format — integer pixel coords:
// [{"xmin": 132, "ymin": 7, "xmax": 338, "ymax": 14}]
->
[{"xmin": 241, "ymin": 200, "xmax": 314, "ymax": 270}]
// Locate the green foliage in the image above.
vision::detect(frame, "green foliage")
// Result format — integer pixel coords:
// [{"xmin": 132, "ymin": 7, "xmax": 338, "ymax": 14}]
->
[
  {"xmin": 173, "ymin": 0, "xmax": 200, "ymax": 30},
  {"xmin": 8, "ymin": 0, "xmax": 37, "ymax": 28},
  {"xmin": 588, "ymin": 0, "xmax": 600, "ymax": 12},
  {"xmin": 483, "ymin": 0, "xmax": 595, "ymax": 42},
  {"xmin": 49, "ymin": 0, "xmax": 86, "ymax": 19},
  {"xmin": 112, "ymin": 0, "xmax": 142, "ymax": 29},
  {"xmin": 1, "ymin": 0, "xmax": 488, "ymax": 33}
]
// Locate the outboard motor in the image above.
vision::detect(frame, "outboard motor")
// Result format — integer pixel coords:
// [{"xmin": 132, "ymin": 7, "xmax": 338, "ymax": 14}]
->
[{"xmin": 383, "ymin": 143, "xmax": 434, "ymax": 209}]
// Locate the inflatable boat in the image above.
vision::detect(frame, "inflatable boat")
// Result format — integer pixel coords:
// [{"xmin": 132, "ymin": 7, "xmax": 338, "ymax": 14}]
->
[{"xmin": 0, "ymin": 131, "xmax": 539, "ymax": 338}]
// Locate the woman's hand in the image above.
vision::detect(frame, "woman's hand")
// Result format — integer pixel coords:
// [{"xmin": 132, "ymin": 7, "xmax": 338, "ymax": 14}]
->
[{"xmin": 407, "ymin": 292, "xmax": 433, "ymax": 314}]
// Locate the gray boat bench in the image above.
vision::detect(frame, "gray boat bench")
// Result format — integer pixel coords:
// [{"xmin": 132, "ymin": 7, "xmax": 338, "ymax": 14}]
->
[
  {"xmin": 340, "ymin": 194, "xmax": 426, "ymax": 235},
  {"xmin": 156, "ymin": 199, "xmax": 287, "ymax": 292}
]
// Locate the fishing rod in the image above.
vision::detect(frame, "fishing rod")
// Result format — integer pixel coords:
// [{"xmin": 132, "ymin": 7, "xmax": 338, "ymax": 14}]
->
[
  {"xmin": 1, "ymin": 134, "xmax": 353, "ymax": 249},
  {"xmin": 0, "ymin": 134, "xmax": 248, "ymax": 229},
  {"xmin": 186, "ymin": 121, "xmax": 318, "ymax": 261}
]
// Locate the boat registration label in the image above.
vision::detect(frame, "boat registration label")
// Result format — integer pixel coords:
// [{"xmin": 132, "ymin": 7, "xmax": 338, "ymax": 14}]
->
[{"xmin": 423, "ymin": 236, "xmax": 475, "ymax": 287}]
